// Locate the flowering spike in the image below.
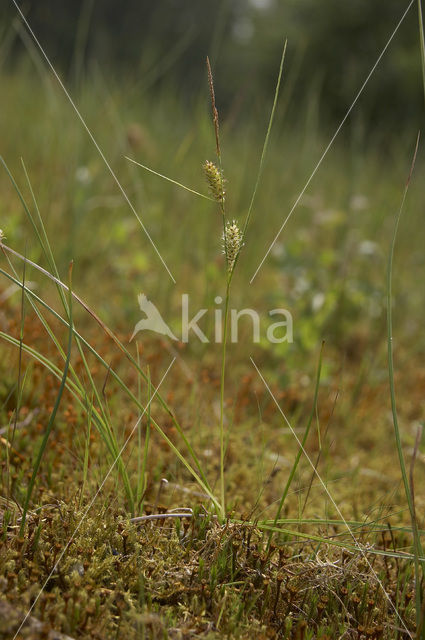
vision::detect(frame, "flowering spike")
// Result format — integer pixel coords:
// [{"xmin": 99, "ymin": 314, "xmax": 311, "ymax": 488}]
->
[
  {"xmin": 203, "ymin": 160, "xmax": 225, "ymax": 203},
  {"xmin": 223, "ymin": 220, "xmax": 243, "ymax": 272}
]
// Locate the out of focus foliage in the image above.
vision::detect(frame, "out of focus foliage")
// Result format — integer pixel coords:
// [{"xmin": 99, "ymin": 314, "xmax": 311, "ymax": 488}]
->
[{"xmin": 1, "ymin": 0, "xmax": 424, "ymax": 129}]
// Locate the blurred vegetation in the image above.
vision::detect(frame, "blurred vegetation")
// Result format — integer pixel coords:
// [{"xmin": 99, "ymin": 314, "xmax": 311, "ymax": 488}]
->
[{"xmin": 1, "ymin": 0, "xmax": 424, "ymax": 132}]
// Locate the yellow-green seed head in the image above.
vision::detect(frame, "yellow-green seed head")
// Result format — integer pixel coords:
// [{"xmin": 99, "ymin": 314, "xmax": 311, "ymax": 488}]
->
[
  {"xmin": 223, "ymin": 220, "xmax": 243, "ymax": 272},
  {"xmin": 203, "ymin": 160, "xmax": 225, "ymax": 202}
]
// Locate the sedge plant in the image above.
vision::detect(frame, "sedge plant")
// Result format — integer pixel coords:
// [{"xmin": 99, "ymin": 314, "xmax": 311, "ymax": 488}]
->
[
  {"xmin": 125, "ymin": 48, "xmax": 286, "ymax": 521},
  {"xmin": 203, "ymin": 49, "xmax": 286, "ymax": 519}
]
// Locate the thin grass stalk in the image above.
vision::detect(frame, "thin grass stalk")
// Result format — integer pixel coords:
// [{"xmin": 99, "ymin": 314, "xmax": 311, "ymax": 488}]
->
[
  {"xmin": 5, "ymin": 253, "xmax": 26, "ymax": 502},
  {"xmin": 79, "ymin": 396, "xmax": 93, "ymax": 509},
  {"xmin": 75, "ymin": 340, "xmax": 135, "ymax": 512},
  {"xmin": 241, "ymin": 40, "xmax": 287, "ymax": 239},
  {"xmin": 12, "ymin": 247, "xmax": 26, "ymax": 448},
  {"xmin": 387, "ymin": 133, "xmax": 424, "ymax": 633},
  {"xmin": 266, "ymin": 342, "xmax": 323, "ymax": 550},
  {"xmin": 139, "ymin": 367, "xmax": 152, "ymax": 514},
  {"xmin": 125, "ymin": 157, "xmax": 214, "ymax": 202},
  {"xmin": 206, "ymin": 56, "xmax": 229, "ymax": 520},
  {"xmin": 135, "ymin": 348, "xmax": 145, "ymax": 513},
  {"xmin": 127, "ymin": 47, "xmax": 286, "ymax": 521},
  {"xmin": 0, "ymin": 157, "xmax": 69, "ymax": 315},
  {"xmin": 218, "ymin": 204, "xmax": 228, "ymax": 521},
  {"xmin": 219, "ymin": 279, "xmax": 230, "ymax": 518},
  {"xmin": 251, "ymin": 520, "xmax": 425, "ymax": 562},
  {"xmin": 19, "ymin": 263, "xmax": 74, "ymax": 535},
  {"xmin": 266, "ymin": 516, "xmax": 425, "ymax": 535},
  {"xmin": 209, "ymin": 44, "xmax": 286, "ymax": 519}
]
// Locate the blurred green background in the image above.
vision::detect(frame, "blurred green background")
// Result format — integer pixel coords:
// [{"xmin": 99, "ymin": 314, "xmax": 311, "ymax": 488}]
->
[{"xmin": 1, "ymin": 0, "xmax": 424, "ymax": 131}]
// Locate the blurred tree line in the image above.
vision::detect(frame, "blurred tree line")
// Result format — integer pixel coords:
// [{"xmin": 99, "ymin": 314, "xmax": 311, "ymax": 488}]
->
[{"xmin": 1, "ymin": 0, "xmax": 424, "ymax": 131}]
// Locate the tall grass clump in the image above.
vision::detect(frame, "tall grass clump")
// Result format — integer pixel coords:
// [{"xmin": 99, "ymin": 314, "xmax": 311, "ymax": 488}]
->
[{"xmin": 127, "ymin": 50, "xmax": 286, "ymax": 520}]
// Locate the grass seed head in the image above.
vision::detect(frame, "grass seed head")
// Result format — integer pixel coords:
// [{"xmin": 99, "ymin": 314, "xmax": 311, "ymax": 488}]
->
[
  {"xmin": 203, "ymin": 160, "xmax": 225, "ymax": 202},
  {"xmin": 223, "ymin": 220, "xmax": 243, "ymax": 272}
]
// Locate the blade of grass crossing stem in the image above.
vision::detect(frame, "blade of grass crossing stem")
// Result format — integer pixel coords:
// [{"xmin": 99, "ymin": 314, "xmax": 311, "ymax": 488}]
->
[
  {"xmin": 241, "ymin": 40, "xmax": 287, "ymax": 239},
  {"xmin": 0, "ymin": 157, "xmax": 68, "ymax": 315},
  {"xmin": 136, "ymin": 345, "xmax": 144, "ymax": 513},
  {"xmin": 226, "ymin": 40, "xmax": 287, "ymax": 282},
  {"xmin": 254, "ymin": 521, "xmax": 425, "ymax": 561},
  {"xmin": 79, "ymin": 395, "xmax": 93, "ymax": 509},
  {"xmin": 21, "ymin": 159, "xmax": 70, "ymax": 314},
  {"xmin": 225, "ymin": 40, "xmax": 287, "ymax": 283},
  {"xmin": 14, "ymin": 247, "xmax": 26, "ymax": 445},
  {"xmin": 139, "ymin": 366, "xmax": 152, "ymax": 514},
  {"xmin": 19, "ymin": 263, "xmax": 74, "ymax": 536},
  {"xmin": 125, "ymin": 157, "xmax": 215, "ymax": 202},
  {"xmin": 75, "ymin": 340, "xmax": 135, "ymax": 512},
  {"xmin": 1, "ymin": 251, "xmax": 84, "ymax": 400},
  {"xmin": 387, "ymin": 133, "xmax": 424, "ymax": 634},
  {"xmin": 266, "ymin": 342, "xmax": 324, "ymax": 550}
]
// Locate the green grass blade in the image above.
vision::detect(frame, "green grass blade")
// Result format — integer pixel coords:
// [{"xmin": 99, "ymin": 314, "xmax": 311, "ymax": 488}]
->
[
  {"xmin": 242, "ymin": 39, "xmax": 287, "ymax": 238},
  {"xmin": 125, "ymin": 156, "xmax": 214, "ymax": 202},
  {"xmin": 267, "ymin": 341, "xmax": 324, "ymax": 548},
  {"xmin": 19, "ymin": 263, "xmax": 74, "ymax": 535},
  {"xmin": 387, "ymin": 133, "xmax": 424, "ymax": 632}
]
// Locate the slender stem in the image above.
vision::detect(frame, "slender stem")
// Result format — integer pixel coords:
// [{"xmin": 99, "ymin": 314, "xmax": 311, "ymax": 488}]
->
[
  {"xmin": 139, "ymin": 367, "xmax": 152, "ymax": 514},
  {"xmin": 266, "ymin": 342, "xmax": 324, "ymax": 550},
  {"xmin": 386, "ymin": 133, "xmax": 424, "ymax": 632},
  {"xmin": 242, "ymin": 40, "xmax": 287, "ymax": 238},
  {"xmin": 219, "ymin": 278, "xmax": 231, "ymax": 520}
]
